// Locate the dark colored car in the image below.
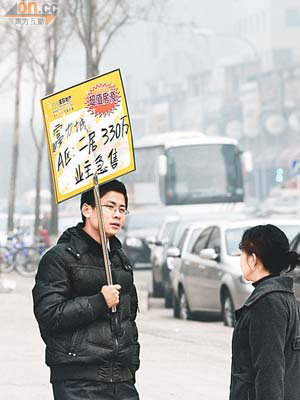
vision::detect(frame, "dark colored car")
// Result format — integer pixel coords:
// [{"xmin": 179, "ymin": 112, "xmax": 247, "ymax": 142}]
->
[
  {"xmin": 151, "ymin": 216, "xmax": 180, "ymax": 301},
  {"xmin": 151, "ymin": 216, "xmax": 200, "ymax": 307},
  {"xmin": 121, "ymin": 208, "xmax": 168, "ymax": 269}
]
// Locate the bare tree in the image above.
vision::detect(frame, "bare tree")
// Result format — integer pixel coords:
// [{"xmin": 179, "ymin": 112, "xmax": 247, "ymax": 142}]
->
[
  {"xmin": 28, "ymin": 66, "xmax": 46, "ymax": 237},
  {"xmin": 0, "ymin": 0, "xmax": 30, "ymax": 231},
  {"xmin": 5, "ymin": 26, "xmax": 27, "ymax": 233},
  {"xmin": 24, "ymin": 4, "xmax": 71, "ymax": 237},
  {"xmin": 66, "ymin": 0, "xmax": 160, "ymax": 78}
]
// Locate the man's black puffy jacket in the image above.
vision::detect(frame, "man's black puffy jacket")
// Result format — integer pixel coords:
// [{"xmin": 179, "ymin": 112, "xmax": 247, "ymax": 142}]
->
[{"xmin": 32, "ymin": 224, "xmax": 140, "ymax": 383}]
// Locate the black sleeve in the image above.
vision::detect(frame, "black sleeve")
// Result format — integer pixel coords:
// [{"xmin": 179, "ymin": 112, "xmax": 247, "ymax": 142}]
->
[
  {"xmin": 249, "ymin": 294, "xmax": 288, "ymax": 400},
  {"xmin": 32, "ymin": 249, "xmax": 108, "ymax": 333},
  {"xmin": 129, "ymin": 283, "xmax": 140, "ymax": 375}
]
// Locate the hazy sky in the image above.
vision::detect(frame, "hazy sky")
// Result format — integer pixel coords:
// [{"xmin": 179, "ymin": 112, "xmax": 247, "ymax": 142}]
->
[{"xmin": 0, "ymin": 0, "xmax": 239, "ymax": 206}]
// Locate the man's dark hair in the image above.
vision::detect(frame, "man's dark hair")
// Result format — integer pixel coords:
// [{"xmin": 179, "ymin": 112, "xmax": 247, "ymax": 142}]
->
[
  {"xmin": 80, "ymin": 180, "xmax": 128, "ymax": 224},
  {"xmin": 239, "ymin": 224, "xmax": 300, "ymax": 274}
]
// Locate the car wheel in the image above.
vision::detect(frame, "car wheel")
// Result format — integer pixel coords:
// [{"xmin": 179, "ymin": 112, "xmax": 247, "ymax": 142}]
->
[
  {"xmin": 152, "ymin": 271, "xmax": 164, "ymax": 297},
  {"xmin": 222, "ymin": 291, "xmax": 235, "ymax": 327},
  {"xmin": 179, "ymin": 288, "xmax": 190, "ymax": 320},
  {"xmin": 164, "ymin": 288, "xmax": 173, "ymax": 308}
]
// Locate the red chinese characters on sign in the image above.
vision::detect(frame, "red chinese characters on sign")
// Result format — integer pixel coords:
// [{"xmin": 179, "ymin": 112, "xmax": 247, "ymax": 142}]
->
[{"xmin": 85, "ymin": 83, "xmax": 121, "ymax": 117}]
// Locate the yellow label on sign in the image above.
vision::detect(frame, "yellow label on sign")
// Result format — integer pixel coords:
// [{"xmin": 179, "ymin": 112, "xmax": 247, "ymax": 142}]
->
[{"xmin": 41, "ymin": 69, "xmax": 135, "ymax": 203}]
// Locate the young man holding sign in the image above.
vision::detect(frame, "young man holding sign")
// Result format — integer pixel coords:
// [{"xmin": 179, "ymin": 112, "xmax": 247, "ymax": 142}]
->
[{"xmin": 33, "ymin": 180, "xmax": 140, "ymax": 400}]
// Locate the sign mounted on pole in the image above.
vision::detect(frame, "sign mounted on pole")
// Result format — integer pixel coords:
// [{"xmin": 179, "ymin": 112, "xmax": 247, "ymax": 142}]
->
[{"xmin": 41, "ymin": 69, "xmax": 135, "ymax": 203}]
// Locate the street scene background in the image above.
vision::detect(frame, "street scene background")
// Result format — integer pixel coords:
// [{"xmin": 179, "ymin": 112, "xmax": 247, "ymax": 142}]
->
[{"xmin": 1, "ymin": 1, "xmax": 300, "ymax": 399}]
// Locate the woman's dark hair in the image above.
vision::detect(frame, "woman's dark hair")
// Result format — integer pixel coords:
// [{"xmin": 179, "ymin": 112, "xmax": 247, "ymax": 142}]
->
[
  {"xmin": 80, "ymin": 180, "xmax": 128, "ymax": 224},
  {"xmin": 239, "ymin": 224, "xmax": 300, "ymax": 274}
]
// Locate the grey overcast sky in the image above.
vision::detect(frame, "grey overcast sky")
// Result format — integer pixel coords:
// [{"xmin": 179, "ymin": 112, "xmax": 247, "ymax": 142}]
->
[{"xmin": 0, "ymin": 0, "xmax": 238, "ymax": 205}]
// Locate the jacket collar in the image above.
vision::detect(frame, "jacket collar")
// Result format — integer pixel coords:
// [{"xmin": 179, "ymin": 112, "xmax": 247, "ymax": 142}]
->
[
  {"xmin": 58, "ymin": 223, "xmax": 122, "ymax": 259},
  {"xmin": 244, "ymin": 275, "xmax": 294, "ymax": 307},
  {"xmin": 235, "ymin": 276, "xmax": 294, "ymax": 320}
]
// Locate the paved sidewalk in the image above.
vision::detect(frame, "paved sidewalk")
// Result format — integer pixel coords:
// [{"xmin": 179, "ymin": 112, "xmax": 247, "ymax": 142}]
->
[
  {"xmin": 0, "ymin": 274, "xmax": 52, "ymax": 400},
  {"xmin": 0, "ymin": 272, "xmax": 232, "ymax": 400}
]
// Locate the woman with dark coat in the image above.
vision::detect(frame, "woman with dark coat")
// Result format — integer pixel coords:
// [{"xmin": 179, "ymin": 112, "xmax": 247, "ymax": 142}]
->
[{"xmin": 230, "ymin": 224, "xmax": 300, "ymax": 400}]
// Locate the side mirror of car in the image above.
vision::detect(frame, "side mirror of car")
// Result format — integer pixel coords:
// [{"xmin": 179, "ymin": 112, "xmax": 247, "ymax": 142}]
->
[
  {"xmin": 151, "ymin": 238, "xmax": 168, "ymax": 246},
  {"xmin": 153, "ymin": 240, "xmax": 163, "ymax": 246},
  {"xmin": 166, "ymin": 247, "xmax": 181, "ymax": 258},
  {"xmin": 200, "ymin": 248, "xmax": 219, "ymax": 261}
]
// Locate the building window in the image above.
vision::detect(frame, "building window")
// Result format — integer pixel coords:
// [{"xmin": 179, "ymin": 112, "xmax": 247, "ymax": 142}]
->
[{"xmin": 286, "ymin": 8, "xmax": 300, "ymax": 27}]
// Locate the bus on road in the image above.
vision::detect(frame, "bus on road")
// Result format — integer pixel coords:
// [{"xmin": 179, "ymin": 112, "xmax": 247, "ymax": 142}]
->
[{"xmin": 122, "ymin": 131, "xmax": 245, "ymax": 209}]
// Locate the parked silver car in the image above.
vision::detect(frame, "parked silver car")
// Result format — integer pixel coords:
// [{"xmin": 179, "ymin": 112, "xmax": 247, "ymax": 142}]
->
[{"xmin": 169, "ymin": 218, "xmax": 300, "ymax": 326}]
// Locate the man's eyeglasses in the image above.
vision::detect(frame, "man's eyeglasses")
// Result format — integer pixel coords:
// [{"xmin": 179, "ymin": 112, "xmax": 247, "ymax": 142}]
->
[{"xmin": 101, "ymin": 204, "xmax": 129, "ymax": 216}]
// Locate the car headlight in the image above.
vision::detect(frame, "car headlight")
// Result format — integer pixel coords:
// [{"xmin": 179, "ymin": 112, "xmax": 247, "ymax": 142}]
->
[{"xmin": 125, "ymin": 237, "xmax": 143, "ymax": 248}]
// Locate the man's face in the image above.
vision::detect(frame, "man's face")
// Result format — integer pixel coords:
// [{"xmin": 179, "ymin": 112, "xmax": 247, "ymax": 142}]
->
[{"xmin": 83, "ymin": 191, "xmax": 127, "ymax": 239}]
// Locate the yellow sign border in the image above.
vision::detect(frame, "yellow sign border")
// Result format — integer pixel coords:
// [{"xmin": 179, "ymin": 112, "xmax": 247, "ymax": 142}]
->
[{"xmin": 41, "ymin": 69, "xmax": 135, "ymax": 203}]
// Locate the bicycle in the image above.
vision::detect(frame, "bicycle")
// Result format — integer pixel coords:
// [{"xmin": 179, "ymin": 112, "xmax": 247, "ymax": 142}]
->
[
  {"xmin": 0, "ymin": 231, "xmax": 46, "ymax": 277},
  {"xmin": 0, "ymin": 233, "xmax": 19, "ymax": 273}
]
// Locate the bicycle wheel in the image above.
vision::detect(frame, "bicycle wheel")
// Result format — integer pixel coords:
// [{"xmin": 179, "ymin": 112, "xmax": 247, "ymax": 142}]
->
[
  {"xmin": 15, "ymin": 247, "xmax": 39, "ymax": 277},
  {"xmin": 0, "ymin": 246, "xmax": 15, "ymax": 273}
]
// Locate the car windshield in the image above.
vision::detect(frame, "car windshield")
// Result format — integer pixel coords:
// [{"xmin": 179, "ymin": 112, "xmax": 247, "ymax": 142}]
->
[{"xmin": 226, "ymin": 224, "xmax": 300, "ymax": 256}]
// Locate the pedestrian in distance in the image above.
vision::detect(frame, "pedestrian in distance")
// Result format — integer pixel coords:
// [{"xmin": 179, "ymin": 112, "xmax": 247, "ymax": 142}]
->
[
  {"xmin": 229, "ymin": 224, "xmax": 300, "ymax": 400},
  {"xmin": 33, "ymin": 180, "xmax": 140, "ymax": 400}
]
